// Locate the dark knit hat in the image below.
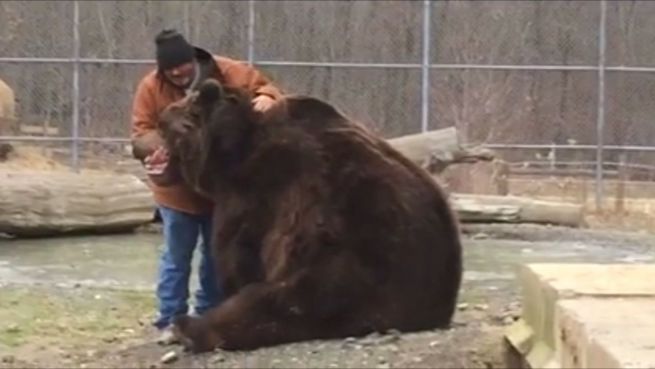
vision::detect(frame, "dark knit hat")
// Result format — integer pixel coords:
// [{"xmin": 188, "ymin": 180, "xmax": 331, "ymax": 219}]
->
[{"xmin": 155, "ymin": 29, "xmax": 195, "ymax": 70}]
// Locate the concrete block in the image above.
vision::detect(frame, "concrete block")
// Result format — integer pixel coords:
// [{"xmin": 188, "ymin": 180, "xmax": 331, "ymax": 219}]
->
[
  {"xmin": 524, "ymin": 264, "xmax": 655, "ymax": 298},
  {"xmin": 556, "ymin": 298, "xmax": 655, "ymax": 369},
  {"xmin": 504, "ymin": 263, "xmax": 655, "ymax": 369}
]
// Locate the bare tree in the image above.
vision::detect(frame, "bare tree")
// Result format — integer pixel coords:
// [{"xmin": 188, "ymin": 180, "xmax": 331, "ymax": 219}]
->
[{"xmin": 0, "ymin": 0, "xmax": 653, "ymax": 160}]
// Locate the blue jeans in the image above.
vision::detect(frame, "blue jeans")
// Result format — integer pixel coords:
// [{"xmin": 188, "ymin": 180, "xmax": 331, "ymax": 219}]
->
[{"xmin": 153, "ymin": 205, "xmax": 225, "ymax": 330}]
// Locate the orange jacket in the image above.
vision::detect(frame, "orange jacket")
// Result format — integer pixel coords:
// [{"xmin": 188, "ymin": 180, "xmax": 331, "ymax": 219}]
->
[{"xmin": 130, "ymin": 54, "xmax": 283, "ymax": 215}]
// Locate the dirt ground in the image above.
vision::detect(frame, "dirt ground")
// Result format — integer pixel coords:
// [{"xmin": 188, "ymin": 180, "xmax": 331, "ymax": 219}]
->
[
  {"xmin": 2, "ymin": 222, "xmax": 655, "ymax": 369},
  {"xmin": 88, "ymin": 307, "xmax": 513, "ymax": 369},
  {"xmin": 0, "ymin": 285, "xmax": 515, "ymax": 369}
]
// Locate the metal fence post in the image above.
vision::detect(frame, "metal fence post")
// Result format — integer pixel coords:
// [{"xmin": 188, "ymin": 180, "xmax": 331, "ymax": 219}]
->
[
  {"xmin": 420, "ymin": 0, "xmax": 432, "ymax": 133},
  {"xmin": 595, "ymin": 0, "xmax": 607, "ymax": 211},
  {"xmin": 71, "ymin": 0, "xmax": 81, "ymax": 171},
  {"xmin": 247, "ymin": 0, "xmax": 255, "ymax": 64}
]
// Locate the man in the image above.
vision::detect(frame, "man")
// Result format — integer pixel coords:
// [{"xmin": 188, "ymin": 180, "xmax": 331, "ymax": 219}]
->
[{"xmin": 130, "ymin": 29, "xmax": 283, "ymax": 344}]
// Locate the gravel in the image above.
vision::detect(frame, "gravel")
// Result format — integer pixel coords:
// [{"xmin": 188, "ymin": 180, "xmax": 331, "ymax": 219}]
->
[{"xmin": 84, "ymin": 300, "xmax": 516, "ymax": 369}]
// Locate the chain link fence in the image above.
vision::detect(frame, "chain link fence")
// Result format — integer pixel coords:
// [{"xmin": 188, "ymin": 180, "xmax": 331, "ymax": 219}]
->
[{"xmin": 1, "ymin": 0, "xmax": 655, "ymax": 209}]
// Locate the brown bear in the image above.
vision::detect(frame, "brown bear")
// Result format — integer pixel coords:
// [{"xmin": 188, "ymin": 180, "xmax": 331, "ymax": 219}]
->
[{"xmin": 156, "ymin": 79, "xmax": 463, "ymax": 352}]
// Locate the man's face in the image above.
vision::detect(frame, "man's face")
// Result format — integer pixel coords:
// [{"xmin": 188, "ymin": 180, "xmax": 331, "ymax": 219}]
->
[{"xmin": 163, "ymin": 62, "xmax": 195, "ymax": 88}]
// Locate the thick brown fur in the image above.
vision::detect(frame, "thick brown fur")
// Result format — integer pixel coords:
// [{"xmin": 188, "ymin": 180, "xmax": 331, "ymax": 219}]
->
[{"xmin": 157, "ymin": 79, "xmax": 463, "ymax": 352}]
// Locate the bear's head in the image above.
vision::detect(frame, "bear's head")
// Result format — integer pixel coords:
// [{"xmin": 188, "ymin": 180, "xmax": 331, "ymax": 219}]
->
[{"xmin": 158, "ymin": 79, "xmax": 264, "ymax": 196}]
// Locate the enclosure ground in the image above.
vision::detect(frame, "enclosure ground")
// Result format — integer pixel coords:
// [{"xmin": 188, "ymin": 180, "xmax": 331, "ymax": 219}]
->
[
  {"xmin": 0, "ymin": 284, "xmax": 513, "ymax": 369},
  {"xmin": 1, "ymin": 223, "xmax": 654, "ymax": 368},
  {"xmin": 0, "ymin": 286, "xmax": 155, "ymax": 368}
]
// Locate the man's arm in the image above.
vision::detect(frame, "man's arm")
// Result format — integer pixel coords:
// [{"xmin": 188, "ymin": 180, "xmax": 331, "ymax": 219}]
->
[
  {"xmin": 220, "ymin": 58, "xmax": 284, "ymax": 101},
  {"xmin": 130, "ymin": 77, "xmax": 159, "ymax": 161}
]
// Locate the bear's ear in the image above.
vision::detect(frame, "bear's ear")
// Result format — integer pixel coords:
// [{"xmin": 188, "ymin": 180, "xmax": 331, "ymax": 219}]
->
[{"xmin": 196, "ymin": 79, "xmax": 224, "ymax": 109}]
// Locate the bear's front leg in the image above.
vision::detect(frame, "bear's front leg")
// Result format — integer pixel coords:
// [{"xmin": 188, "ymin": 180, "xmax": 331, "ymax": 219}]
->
[
  {"xmin": 173, "ymin": 251, "xmax": 379, "ymax": 352},
  {"xmin": 174, "ymin": 268, "xmax": 375, "ymax": 353},
  {"xmin": 172, "ymin": 281, "xmax": 329, "ymax": 352}
]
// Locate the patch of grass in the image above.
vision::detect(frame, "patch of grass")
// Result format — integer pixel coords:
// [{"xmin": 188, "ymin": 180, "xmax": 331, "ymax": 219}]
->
[{"xmin": 0, "ymin": 285, "xmax": 155, "ymax": 352}]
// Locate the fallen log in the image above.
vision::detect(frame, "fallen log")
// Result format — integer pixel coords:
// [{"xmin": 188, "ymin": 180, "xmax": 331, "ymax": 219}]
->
[
  {"xmin": 0, "ymin": 125, "xmax": 573, "ymax": 237},
  {"xmin": 0, "ymin": 166, "xmax": 584, "ymax": 237},
  {"xmin": 386, "ymin": 126, "xmax": 495, "ymax": 173},
  {"xmin": 0, "ymin": 169, "xmax": 156, "ymax": 237},
  {"xmin": 450, "ymin": 193, "xmax": 585, "ymax": 228}
]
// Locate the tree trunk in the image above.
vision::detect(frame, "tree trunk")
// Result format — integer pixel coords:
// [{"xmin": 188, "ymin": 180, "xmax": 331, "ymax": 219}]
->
[
  {"xmin": 0, "ymin": 169, "xmax": 155, "ymax": 237},
  {"xmin": 387, "ymin": 126, "xmax": 495, "ymax": 173},
  {"xmin": 450, "ymin": 193, "xmax": 585, "ymax": 227}
]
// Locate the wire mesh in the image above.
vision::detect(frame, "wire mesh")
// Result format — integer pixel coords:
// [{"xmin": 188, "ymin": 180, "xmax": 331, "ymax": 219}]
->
[
  {"xmin": 430, "ymin": 70, "xmax": 598, "ymax": 147},
  {"xmin": 1, "ymin": 0, "xmax": 655, "ymax": 208},
  {"xmin": 78, "ymin": 63, "xmax": 153, "ymax": 139},
  {"xmin": 261, "ymin": 65, "xmax": 423, "ymax": 138},
  {"xmin": 254, "ymin": 0, "xmax": 423, "ymax": 64},
  {"xmin": 430, "ymin": 1, "xmax": 599, "ymax": 66},
  {"xmin": 606, "ymin": 1, "xmax": 655, "ymax": 66},
  {"xmin": 0, "ymin": 1, "xmax": 74, "ymax": 58},
  {"xmin": 0, "ymin": 62, "xmax": 72, "ymax": 137},
  {"xmin": 79, "ymin": 1, "xmax": 188, "ymax": 60}
]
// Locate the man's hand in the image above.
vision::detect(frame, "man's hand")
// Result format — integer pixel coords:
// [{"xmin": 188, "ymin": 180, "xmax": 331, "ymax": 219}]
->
[
  {"xmin": 144, "ymin": 146, "xmax": 169, "ymax": 175},
  {"xmin": 252, "ymin": 95, "xmax": 276, "ymax": 112}
]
